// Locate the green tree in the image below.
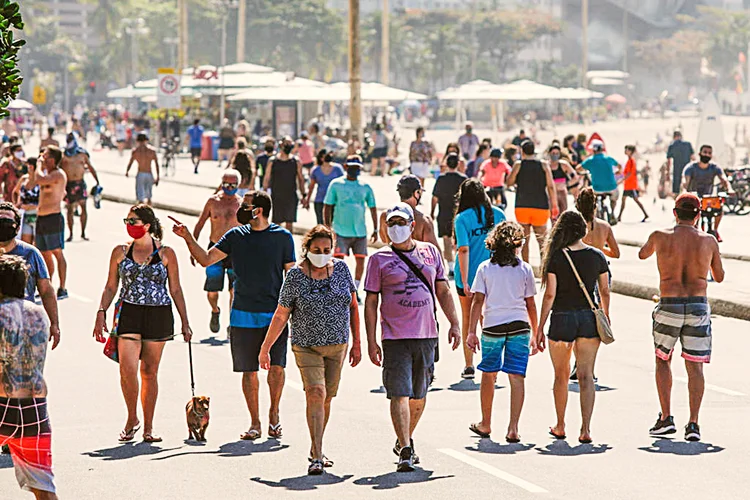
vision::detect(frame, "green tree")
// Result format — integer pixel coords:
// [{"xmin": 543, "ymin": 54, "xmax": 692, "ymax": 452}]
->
[
  {"xmin": 1, "ymin": 0, "xmax": 25, "ymax": 116},
  {"xmin": 83, "ymin": 0, "xmax": 124, "ymax": 45},
  {"xmin": 631, "ymin": 29, "xmax": 707, "ymax": 86}
]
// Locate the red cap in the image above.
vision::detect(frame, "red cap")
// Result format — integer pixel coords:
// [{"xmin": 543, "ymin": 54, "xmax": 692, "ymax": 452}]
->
[{"xmin": 675, "ymin": 193, "xmax": 700, "ymax": 213}]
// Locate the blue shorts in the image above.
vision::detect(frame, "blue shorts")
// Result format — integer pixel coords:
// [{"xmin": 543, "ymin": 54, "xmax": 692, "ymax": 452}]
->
[
  {"xmin": 135, "ymin": 172, "xmax": 154, "ymax": 202},
  {"xmin": 204, "ymin": 242, "xmax": 234, "ymax": 292},
  {"xmin": 35, "ymin": 213, "xmax": 65, "ymax": 252},
  {"xmin": 548, "ymin": 309, "xmax": 598, "ymax": 343},
  {"xmin": 477, "ymin": 321, "xmax": 531, "ymax": 376}
]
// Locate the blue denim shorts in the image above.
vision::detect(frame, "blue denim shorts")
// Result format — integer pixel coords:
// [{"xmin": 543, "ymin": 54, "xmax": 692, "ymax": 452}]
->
[{"xmin": 548, "ymin": 309, "xmax": 598, "ymax": 343}]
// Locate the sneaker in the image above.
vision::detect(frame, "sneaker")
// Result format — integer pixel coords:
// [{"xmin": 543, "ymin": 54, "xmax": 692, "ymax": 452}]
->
[
  {"xmin": 649, "ymin": 413, "xmax": 676, "ymax": 436},
  {"xmin": 569, "ymin": 363, "xmax": 578, "ymax": 382},
  {"xmin": 461, "ymin": 366, "xmax": 475, "ymax": 380},
  {"xmin": 397, "ymin": 446, "xmax": 415, "ymax": 472},
  {"xmin": 56, "ymin": 288, "xmax": 68, "ymax": 300},
  {"xmin": 685, "ymin": 422, "xmax": 701, "ymax": 442},
  {"xmin": 210, "ymin": 310, "xmax": 220, "ymax": 333},
  {"xmin": 393, "ymin": 438, "xmax": 419, "ymax": 464}
]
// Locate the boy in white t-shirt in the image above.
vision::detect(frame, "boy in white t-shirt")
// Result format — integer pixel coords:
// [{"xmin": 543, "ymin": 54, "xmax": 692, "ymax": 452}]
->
[{"xmin": 466, "ymin": 221, "xmax": 541, "ymax": 443}]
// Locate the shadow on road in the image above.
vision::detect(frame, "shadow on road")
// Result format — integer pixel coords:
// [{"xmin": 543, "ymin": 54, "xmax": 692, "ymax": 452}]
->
[
  {"xmin": 568, "ymin": 382, "xmax": 617, "ymax": 393},
  {"xmin": 638, "ymin": 439, "xmax": 724, "ymax": 456},
  {"xmin": 251, "ymin": 473, "xmax": 353, "ymax": 490},
  {"xmin": 466, "ymin": 439, "xmax": 535, "ymax": 455},
  {"xmin": 536, "ymin": 441, "xmax": 612, "ymax": 456},
  {"xmin": 199, "ymin": 336, "xmax": 229, "ymax": 347},
  {"xmin": 370, "ymin": 386, "xmax": 386, "ymax": 394},
  {"xmin": 83, "ymin": 442, "xmax": 181, "ymax": 461},
  {"xmin": 447, "ymin": 380, "xmax": 504, "ymax": 392},
  {"xmin": 150, "ymin": 438, "xmax": 289, "ymax": 461},
  {"xmin": 353, "ymin": 469, "xmax": 453, "ymax": 490}
]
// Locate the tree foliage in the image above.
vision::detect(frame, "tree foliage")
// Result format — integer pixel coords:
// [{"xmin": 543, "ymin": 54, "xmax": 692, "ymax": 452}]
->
[{"xmin": 0, "ymin": 0, "xmax": 25, "ymax": 117}]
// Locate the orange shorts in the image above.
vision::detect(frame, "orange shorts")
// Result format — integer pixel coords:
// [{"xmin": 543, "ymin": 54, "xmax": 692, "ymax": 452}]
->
[{"xmin": 515, "ymin": 207, "xmax": 550, "ymax": 227}]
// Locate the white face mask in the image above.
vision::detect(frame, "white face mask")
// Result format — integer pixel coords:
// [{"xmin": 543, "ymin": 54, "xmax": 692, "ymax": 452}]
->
[
  {"xmin": 307, "ymin": 252, "xmax": 332, "ymax": 268},
  {"xmin": 14, "ymin": 151, "xmax": 24, "ymax": 160},
  {"xmin": 387, "ymin": 224, "xmax": 412, "ymax": 244}
]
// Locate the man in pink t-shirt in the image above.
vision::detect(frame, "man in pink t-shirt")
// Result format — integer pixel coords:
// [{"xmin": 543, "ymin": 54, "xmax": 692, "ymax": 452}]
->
[
  {"xmin": 479, "ymin": 148, "xmax": 511, "ymax": 208},
  {"xmin": 364, "ymin": 202, "xmax": 460, "ymax": 472}
]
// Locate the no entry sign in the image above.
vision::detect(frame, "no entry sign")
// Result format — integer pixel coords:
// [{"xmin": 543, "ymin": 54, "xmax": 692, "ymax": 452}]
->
[{"xmin": 157, "ymin": 68, "xmax": 181, "ymax": 110}]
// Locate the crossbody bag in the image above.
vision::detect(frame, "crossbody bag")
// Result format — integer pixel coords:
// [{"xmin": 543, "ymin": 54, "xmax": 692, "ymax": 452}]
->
[{"xmin": 562, "ymin": 248, "xmax": 615, "ymax": 345}]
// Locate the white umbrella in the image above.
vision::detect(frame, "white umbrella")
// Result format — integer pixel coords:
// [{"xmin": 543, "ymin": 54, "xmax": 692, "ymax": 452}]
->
[{"xmin": 7, "ymin": 99, "xmax": 34, "ymax": 110}]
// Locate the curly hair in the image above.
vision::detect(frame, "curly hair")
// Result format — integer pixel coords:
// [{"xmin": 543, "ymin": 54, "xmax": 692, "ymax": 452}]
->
[
  {"xmin": 301, "ymin": 224, "xmax": 335, "ymax": 256},
  {"xmin": 0, "ymin": 255, "xmax": 28, "ymax": 299},
  {"xmin": 541, "ymin": 211, "xmax": 587, "ymax": 288},
  {"xmin": 575, "ymin": 187, "xmax": 596, "ymax": 224},
  {"xmin": 486, "ymin": 221, "xmax": 524, "ymax": 267},
  {"xmin": 454, "ymin": 178, "xmax": 494, "ymax": 236},
  {"xmin": 130, "ymin": 204, "xmax": 163, "ymax": 240}
]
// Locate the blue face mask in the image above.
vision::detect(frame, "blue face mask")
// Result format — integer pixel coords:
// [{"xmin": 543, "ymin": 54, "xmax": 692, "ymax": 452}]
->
[{"xmin": 223, "ymin": 187, "xmax": 238, "ymax": 196}]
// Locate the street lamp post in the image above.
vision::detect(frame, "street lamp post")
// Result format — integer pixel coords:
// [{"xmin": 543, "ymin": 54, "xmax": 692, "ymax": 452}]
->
[
  {"xmin": 218, "ymin": 0, "xmax": 238, "ymax": 124},
  {"xmin": 349, "ymin": 0, "xmax": 362, "ymax": 142},
  {"xmin": 581, "ymin": 0, "xmax": 589, "ymax": 88}
]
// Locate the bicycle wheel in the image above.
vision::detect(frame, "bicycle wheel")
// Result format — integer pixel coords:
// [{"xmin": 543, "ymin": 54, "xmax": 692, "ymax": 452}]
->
[{"xmin": 735, "ymin": 184, "xmax": 750, "ymax": 216}]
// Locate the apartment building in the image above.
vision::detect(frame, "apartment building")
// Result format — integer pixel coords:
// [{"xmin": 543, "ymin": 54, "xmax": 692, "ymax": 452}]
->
[{"xmin": 28, "ymin": 0, "xmax": 96, "ymax": 48}]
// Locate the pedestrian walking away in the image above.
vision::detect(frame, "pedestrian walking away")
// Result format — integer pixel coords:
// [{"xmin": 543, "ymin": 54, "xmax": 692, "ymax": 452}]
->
[
  {"xmin": 296, "ymin": 131, "xmax": 316, "ymax": 171},
  {"xmin": 371, "ymin": 124, "xmax": 389, "ymax": 176},
  {"xmin": 27, "ymin": 146, "xmax": 69, "ymax": 299},
  {"xmin": 380, "ymin": 174, "xmax": 440, "ymax": 249},
  {"xmin": 304, "ymin": 149, "xmax": 344, "ymax": 225},
  {"xmin": 192, "ymin": 170, "xmax": 242, "ymax": 334},
  {"xmin": 364, "ymin": 203, "xmax": 461, "ymax": 472},
  {"xmin": 217, "ymin": 118, "xmax": 236, "ymax": 169},
  {"xmin": 580, "ymin": 139, "xmax": 622, "ymax": 220},
  {"xmin": 466, "ymin": 221, "xmax": 540, "ymax": 443},
  {"xmin": 259, "ymin": 225, "xmax": 361, "ymax": 475},
  {"xmin": 538, "ymin": 211, "xmax": 610, "ymax": 444},
  {"xmin": 639, "ymin": 193, "xmax": 724, "ymax": 442},
  {"xmin": 40, "ymin": 127, "xmax": 59, "ymax": 152},
  {"xmin": 441, "ymin": 143, "xmax": 466, "ymax": 174},
  {"xmin": 173, "ymin": 191, "xmax": 295, "ymax": 442},
  {"xmin": 186, "ymin": 119, "xmax": 205, "ymax": 174},
  {"xmin": 229, "ymin": 138, "xmax": 256, "ymax": 196},
  {"xmin": 666, "ymin": 130, "xmax": 695, "ymax": 198},
  {"xmin": 0, "ymin": 255, "xmax": 58, "ymax": 499},
  {"xmin": 431, "ymin": 154, "xmax": 467, "ymax": 274},
  {"xmin": 324, "ymin": 155, "xmax": 378, "ymax": 302},
  {"xmin": 255, "ymin": 137, "xmax": 276, "ymax": 189},
  {"xmin": 61, "ymin": 132, "xmax": 100, "ymax": 241},
  {"xmin": 618, "ymin": 145, "xmax": 649, "ymax": 222},
  {"xmin": 125, "ymin": 133, "xmax": 160, "ymax": 206},
  {"xmin": 93, "ymin": 205, "xmax": 192, "ymax": 443},
  {"xmin": 263, "ymin": 136, "xmax": 306, "ymax": 233},
  {"xmin": 453, "ymin": 179, "xmax": 506, "ymax": 380},
  {"xmin": 507, "ymin": 140, "xmax": 559, "ymax": 263}
]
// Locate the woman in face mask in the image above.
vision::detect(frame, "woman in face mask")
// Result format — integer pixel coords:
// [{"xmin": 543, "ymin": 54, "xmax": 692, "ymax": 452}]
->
[
  {"xmin": 304, "ymin": 149, "xmax": 345, "ymax": 225},
  {"xmin": 259, "ymin": 225, "xmax": 361, "ymax": 475},
  {"xmin": 92, "ymin": 204, "xmax": 192, "ymax": 444},
  {"xmin": 11, "ymin": 157, "xmax": 40, "ymax": 244},
  {"xmin": 547, "ymin": 143, "xmax": 578, "ymax": 217}
]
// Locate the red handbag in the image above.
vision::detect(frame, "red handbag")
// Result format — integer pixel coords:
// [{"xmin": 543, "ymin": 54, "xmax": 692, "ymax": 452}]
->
[{"xmin": 103, "ymin": 300, "xmax": 123, "ymax": 363}]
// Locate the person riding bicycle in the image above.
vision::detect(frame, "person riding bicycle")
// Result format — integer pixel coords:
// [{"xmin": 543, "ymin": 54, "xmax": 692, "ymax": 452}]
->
[
  {"xmin": 579, "ymin": 139, "xmax": 621, "ymax": 223},
  {"xmin": 682, "ymin": 144, "xmax": 731, "ymax": 241}
]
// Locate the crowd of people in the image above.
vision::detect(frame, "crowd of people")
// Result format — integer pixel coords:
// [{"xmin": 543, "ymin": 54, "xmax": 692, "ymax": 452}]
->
[{"xmin": 0, "ymin": 117, "xmax": 731, "ymax": 498}]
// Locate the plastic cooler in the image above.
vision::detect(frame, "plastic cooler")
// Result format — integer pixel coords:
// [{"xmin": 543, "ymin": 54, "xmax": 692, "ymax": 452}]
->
[{"xmin": 201, "ymin": 132, "xmax": 219, "ymax": 161}]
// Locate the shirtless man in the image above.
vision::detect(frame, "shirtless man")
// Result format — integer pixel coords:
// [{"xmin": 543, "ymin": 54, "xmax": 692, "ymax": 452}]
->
[
  {"xmin": 125, "ymin": 133, "xmax": 159, "ymax": 206},
  {"xmin": 61, "ymin": 133, "xmax": 100, "ymax": 241},
  {"xmin": 379, "ymin": 174, "xmax": 440, "ymax": 248},
  {"xmin": 193, "ymin": 169, "xmax": 242, "ymax": 334},
  {"xmin": 28, "ymin": 146, "xmax": 68, "ymax": 299},
  {"xmin": 40, "ymin": 128, "xmax": 59, "ymax": 151},
  {"xmin": 639, "ymin": 193, "xmax": 724, "ymax": 443}
]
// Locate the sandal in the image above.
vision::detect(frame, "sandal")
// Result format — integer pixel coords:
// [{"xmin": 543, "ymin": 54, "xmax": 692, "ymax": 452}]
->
[
  {"xmin": 308, "ymin": 459, "xmax": 325, "ymax": 476},
  {"xmin": 505, "ymin": 435, "xmax": 521, "ymax": 444},
  {"xmin": 549, "ymin": 428, "xmax": 566, "ymax": 440},
  {"xmin": 469, "ymin": 423, "xmax": 490, "ymax": 439},
  {"xmin": 308, "ymin": 455, "xmax": 334, "ymax": 467},
  {"xmin": 240, "ymin": 429, "xmax": 261, "ymax": 441},
  {"xmin": 268, "ymin": 422, "xmax": 283, "ymax": 439},
  {"xmin": 118, "ymin": 425, "xmax": 140, "ymax": 442},
  {"xmin": 143, "ymin": 433, "xmax": 162, "ymax": 443}
]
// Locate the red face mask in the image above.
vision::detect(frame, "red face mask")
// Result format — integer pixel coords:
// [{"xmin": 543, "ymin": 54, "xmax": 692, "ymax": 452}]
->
[{"xmin": 126, "ymin": 224, "xmax": 148, "ymax": 239}]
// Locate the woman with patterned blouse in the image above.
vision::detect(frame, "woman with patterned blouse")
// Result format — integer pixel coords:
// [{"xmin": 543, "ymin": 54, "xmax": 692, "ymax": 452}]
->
[{"xmin": 259, "ymin": 225, "xmax": 361, "ymax": 476}]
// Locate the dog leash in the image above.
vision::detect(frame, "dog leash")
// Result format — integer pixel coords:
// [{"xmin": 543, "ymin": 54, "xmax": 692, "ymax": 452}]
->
[{"xmin": 188, "ymin": 339, "xmax": 195, "ymax": 398}]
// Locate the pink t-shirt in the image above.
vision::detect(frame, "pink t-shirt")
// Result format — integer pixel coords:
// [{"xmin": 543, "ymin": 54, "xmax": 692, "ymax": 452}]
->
[
  {"xmin": 480, "ymin": 159, "xmax": 511, "ymax": 188},
  {"xmin": 364, "ymin": 241, "xmax": 445, "ymax": 340},
  {"xmin": 297, "ymin": 140, "xmax": 315, "ymax": 165}
]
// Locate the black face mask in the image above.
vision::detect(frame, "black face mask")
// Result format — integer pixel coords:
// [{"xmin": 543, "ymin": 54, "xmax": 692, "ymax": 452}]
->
[
  {"xmin": 700, "ymin": 155, "xmax": 712, "ymax": 164},
  {"xmin": 282, "ymin": 144, "xmax": 293, "ymax": 154},
  {"xmin": 236, "ymin": 205, "xmax": 257, "ymax": 225},
  {"xmin": 264, "ymin": 145, "xmax": 274, "ymax": 153},
  {"xmin": 0, "ymin": 218, "xmax": 18, "ymax": 242}
]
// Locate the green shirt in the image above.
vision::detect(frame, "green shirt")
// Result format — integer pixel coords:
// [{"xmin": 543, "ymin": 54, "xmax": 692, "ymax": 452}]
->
[{"xmin": 324, "ymin": 178, "xmax": 376, "ymax": 238}]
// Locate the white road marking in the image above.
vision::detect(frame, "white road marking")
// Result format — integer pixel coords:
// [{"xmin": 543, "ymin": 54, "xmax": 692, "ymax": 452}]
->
[
  {"xmin": 438, "ymin": 448, "xmax": 548, "ymax": 494},
  {"xmin": 673, "ymin": 376, "xmax": 745, "ymax": 397},
  {"xmin": 67, "ymin": 292, "xmax": 93, "ymax": 303}
]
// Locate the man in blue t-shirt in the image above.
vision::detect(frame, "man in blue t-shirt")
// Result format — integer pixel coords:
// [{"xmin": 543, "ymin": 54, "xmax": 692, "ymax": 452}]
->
[
  {"xmin": 0, "ymin": 203, "xmax": 60, "ymax": 349},
  {"xmin": 185, "ymin": 119, "xmax": 205, "ymax": 174},
  {"xmin": 580, "ymin": 140, "xmax": 621, "ymax": 215},
  {"xmin": 682, "ymin": 144, "xmax": 732, "ymax": 240},
  {"xmin": 173, "ymin": 190, "xmax": 295, "ymax": 440}
]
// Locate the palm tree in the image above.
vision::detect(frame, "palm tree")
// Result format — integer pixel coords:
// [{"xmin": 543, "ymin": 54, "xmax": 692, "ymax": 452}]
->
[{"xmin": 84, "ymin": 0, "xmax": 125, "ymax": 44}]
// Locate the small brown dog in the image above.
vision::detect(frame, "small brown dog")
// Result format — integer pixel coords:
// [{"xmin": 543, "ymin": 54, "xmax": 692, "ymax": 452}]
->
[{"xmin": 186, "ymin": 396, "xmax": 210, "ymax": 441}]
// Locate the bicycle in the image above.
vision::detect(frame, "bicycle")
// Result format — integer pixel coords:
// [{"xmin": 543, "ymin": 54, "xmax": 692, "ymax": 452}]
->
[
  {"xmin": 724, "ymin": 167, "xmax": 750, "ymax": 215},
  {"xmin": 698, "ymin": 193, "xmax": 726, "ymax": 239},
  {"xmin": 595, "ymin": 192, "xmax": 616, "ymax": 225},
  {"xmin": 161, "ymin": 137, "xmax": 180, "ymax": 177}
]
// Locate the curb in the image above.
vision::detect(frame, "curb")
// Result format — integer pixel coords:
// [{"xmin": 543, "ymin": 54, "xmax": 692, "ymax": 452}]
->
[{"xmin": 102, "ymin": 195, "xmax": 750, "ymax": 322}]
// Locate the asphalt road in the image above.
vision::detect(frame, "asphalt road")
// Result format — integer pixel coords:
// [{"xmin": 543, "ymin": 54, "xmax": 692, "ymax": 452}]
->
[{"xmin": 2, "ymin": 200, "xmax": 749, "ymax": 499}]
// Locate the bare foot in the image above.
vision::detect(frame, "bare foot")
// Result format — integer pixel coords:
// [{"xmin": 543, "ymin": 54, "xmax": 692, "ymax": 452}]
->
[
  {"xmin": 81, "ymin": 234, "xmax": 89, "ymax": 241},
  {"xmin": 66, "ymin": 235, "xmax": 73, "ymax": 242}
]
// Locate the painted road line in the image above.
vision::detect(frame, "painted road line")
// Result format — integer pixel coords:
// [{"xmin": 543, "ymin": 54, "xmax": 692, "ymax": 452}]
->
[
  {"xmin": 673, "ymin": 376, "xmax": 745, "ymax": 397},
  {"xmin": 438, "ymin": 448, "xmax": 548, "ymax": 494}
]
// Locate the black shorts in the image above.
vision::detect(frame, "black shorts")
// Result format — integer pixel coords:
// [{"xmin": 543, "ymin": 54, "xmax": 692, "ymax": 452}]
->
[
  {"xmin": 117, "ymin": 303, "xmax": 175, "ymax": 341},
  {"xmin": 35, "ymin": 213, "xmax": 65, "ymax": 252},
  {"xmin": 271, "ymin": 195, "xmax": 298, "ymax": 224},
  {"xmin": 547, "ymin": 309, "xmax": 598, "ymax": 343},
  {"xmin": 382, "ymin": 338, "xmax": 437, "ymax": 400},
  {"xmin": 456, "ymin": 286, "xmax": 466, "ymax": 297},
  {"xmin": 623, "ymin": 189, "xmax": 639, "ymax": 198},
  {"xmin": 230, "ymin": 325, "xmax": 288, "ymax": 372},
  {"xmin": 190, "ymin": 147, "xmax": 202, "ymax": 159},
  {"xmin": 437, "ymin": 216, "xmax": 453, "ymax": 238},
  {"xmin": 219, "ymin": 138, "xmax": 235, "ymax": 149},
  {"xmin": 371, "ymin": 147, "xmax": 388, "ymax": 159}
]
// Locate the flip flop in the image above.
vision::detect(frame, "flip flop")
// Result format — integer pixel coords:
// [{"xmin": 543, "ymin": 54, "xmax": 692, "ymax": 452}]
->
[
  {"xmin": 469, "ymin": 423, "xmax": 490, "ymax": 439},
  {"xmin": 143, "ymin": 433, "xmax": 162, "ymax": 443},
  {"xmin": 240, "ymin": 429, "xmax": 261, "ymax": 441},
  {"xmin": 118, "ymin": 425, "xmax": 140, "ymax": 442},
  {"xmin": 549, "ymin": 428, "xmax": 566, "ymax": 440},
  {"xmin": 268, "ymin": 423, "xmax": 283, "ymax": 439},
  {"xmin": 505, "ymin": 435, "xmax": 521, "ymax": 444},
  {"xmin": 579, "ymin": 437, "xmax": 593, "ymax": 444}
]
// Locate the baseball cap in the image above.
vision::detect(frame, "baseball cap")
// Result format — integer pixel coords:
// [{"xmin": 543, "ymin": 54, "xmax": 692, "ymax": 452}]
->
[
  {"xmin": 397, "ymin": 175, "xmax": 422, "ymax": 196},
  {"xmin": 490, "ymin": 148, "xmax": 503, "ymax": 158},
  {"xmin": 386, "ymin": 202, "xmax": 415, "ymax": 222},
  {"xmin": 591, "ymin": 139, "xmax": 604, "ymax": 152},
  {"xmin": 675, "ymin": 193, "xmax": 700, "ymax": 214},
  {"xmin": 345, "ymin": 156, "xmax": 363, "ymax": 168}
]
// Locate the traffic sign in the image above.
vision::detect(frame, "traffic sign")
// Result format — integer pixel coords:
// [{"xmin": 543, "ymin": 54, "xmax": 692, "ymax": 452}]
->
[
  {"xmin": 32, "ymin": 86, "xmax": 46, "ymax": 105},
  {"xmin": 157, "ymin": 68, "xmax": 181, "ymax": 109}
]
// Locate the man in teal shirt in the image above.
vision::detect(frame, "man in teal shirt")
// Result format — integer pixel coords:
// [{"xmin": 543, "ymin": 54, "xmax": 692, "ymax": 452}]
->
[
  {"xmin": 580, "ymin": 139, "xmax": 621, "ymax": 215},
  {"xmin": 324, "ymin": 155, "xmax": 378, "ymax": 300}
]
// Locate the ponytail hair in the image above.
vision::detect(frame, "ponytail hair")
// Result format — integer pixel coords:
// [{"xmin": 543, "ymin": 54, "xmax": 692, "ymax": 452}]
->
[
  {"xmin": 575, "ymin": 187, "xmax": 596, "ymax": 224},
  {"xmin": 131, "ymin": 204, "xmax": 163, "ymax": 240}
]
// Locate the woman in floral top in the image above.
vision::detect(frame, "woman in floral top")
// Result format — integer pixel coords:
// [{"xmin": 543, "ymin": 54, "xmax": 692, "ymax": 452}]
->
[{"xmin": 409, "ymin": 127, "xmax": 434, "ymax": 185}]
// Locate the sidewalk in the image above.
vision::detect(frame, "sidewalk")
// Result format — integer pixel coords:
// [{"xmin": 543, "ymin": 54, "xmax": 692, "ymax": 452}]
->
[{"xmin": 97, "ymin": 168, "xmax": 750, "ymax": 322}]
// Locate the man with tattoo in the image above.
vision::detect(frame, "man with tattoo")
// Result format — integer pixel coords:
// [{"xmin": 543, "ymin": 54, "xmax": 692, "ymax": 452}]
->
[
  {"xmin": 0, "ymin": 255, "xmax": 58, "ymax": 499},
  {"xmin": 61, "ymin": 132, "xmax": 100, "ymax": 241}
]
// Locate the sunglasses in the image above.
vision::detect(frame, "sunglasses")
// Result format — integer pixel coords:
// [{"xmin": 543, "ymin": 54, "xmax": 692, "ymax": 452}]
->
[
  {"xmin": 123, "ymin": 217, "xmax": 143, "ymax": 225},
  {"xmin": 386, "ymin": 218, "xmax": 410, "ymax": 227},
  {"xmin": 222, "ymin": 182, "xmax": 238, "ymax": 189}
]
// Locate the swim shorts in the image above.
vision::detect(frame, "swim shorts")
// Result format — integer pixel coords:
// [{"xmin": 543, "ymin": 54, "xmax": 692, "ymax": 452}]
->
[{"xmin": 653, "ymin": 297, "xmax": 712, "ymax": 363}]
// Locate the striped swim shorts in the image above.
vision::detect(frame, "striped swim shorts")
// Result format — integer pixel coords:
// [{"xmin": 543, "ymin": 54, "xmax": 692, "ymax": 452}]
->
[
  {"xmin": 477, "ymin": 321, "xmax": 531, "ymax": 376},
  {"xmin": 652, "ymin": 297, "xmax": 712, "ymax": 363}
]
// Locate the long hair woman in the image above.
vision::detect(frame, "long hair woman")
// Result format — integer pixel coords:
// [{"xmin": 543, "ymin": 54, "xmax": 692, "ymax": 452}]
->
[
  {"xmin": 537, "ymin": 211, "xmax": 610, "ymax": 444},
  {"xmin": 259, "ymin": 225, "xmax": 360, "ymax": 475},
  {"xmin": 441, "ymin": 142, "xmax": 466, "ymax": 174},
  {"xmin": 93, "ymin": 204, "xmax": 192, "ymax": 443},
  {"xmin": 304, "ymin": 149, "xmax": 344, "ymax": 225},
  {"xmin": 453, "ymin": 179, "xmax": 505, "ymax": 380},
  {"xmin": 547, "ymin": 143, "xmax": 578, "ymax": 217},
  {"xmin": 575, "ymin": 188, "xmax": 620, "ymax": 260}
]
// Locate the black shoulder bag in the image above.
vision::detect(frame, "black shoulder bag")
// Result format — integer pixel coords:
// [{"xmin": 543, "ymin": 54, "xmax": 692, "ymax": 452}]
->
[{"xmin": 391, "ymin": 245, "xmax": 441, "ymax": 362}]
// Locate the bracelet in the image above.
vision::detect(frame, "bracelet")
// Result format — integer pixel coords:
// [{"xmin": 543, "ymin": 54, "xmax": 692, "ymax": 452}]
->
[{"xmin": 97, "ymin": 308, "xmax": 106, "ymax": 314}]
